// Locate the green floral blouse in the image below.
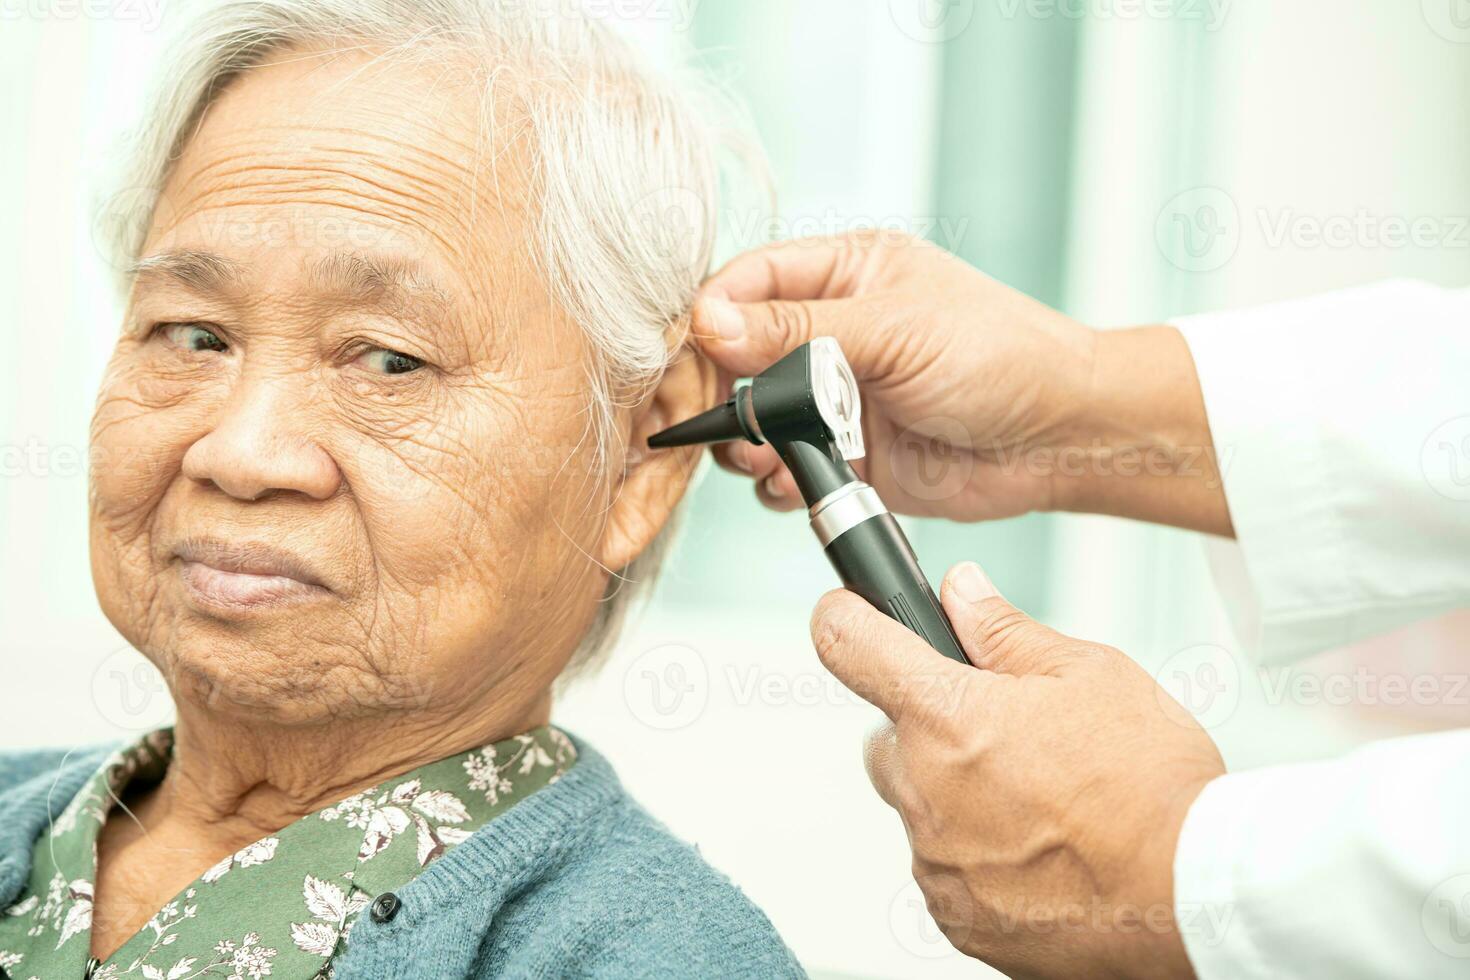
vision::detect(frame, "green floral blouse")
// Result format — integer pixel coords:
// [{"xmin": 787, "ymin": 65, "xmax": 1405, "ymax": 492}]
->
[{"xmin": 0, "ymin": 726, "xmax": 576, "ymax": 980}]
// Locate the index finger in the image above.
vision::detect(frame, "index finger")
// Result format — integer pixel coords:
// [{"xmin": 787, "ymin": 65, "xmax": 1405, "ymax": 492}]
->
[{"xmin": 701, "ymin": 236, "xmax": 857, "ymax": 304}]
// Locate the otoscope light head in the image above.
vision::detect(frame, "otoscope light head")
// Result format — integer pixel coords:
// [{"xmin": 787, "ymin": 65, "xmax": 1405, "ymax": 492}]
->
[
  {"xmin": 646, "ymin": 338, "xmax": 866, "ymax": 461},
  {"xmin": 808, "ymin": 337, "xmax": 864, "ymax": 461}
]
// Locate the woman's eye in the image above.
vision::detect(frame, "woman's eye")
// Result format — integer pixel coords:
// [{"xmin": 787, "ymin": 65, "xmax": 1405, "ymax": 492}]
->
[
  {"xmin": 356, "ymin": 348, "xmax": 425, "ymax": 376},
  {"xmin": 158, "ymin": 322, "xmax": 228, "ymax": 353}
]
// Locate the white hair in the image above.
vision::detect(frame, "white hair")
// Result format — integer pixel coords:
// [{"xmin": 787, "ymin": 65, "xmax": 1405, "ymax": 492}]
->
[{"xmin": 98, "ymin": 0, "xmax": 763, "ymax": 677}]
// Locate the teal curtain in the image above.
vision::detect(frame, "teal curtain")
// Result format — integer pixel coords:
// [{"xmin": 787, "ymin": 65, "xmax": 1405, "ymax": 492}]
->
[{"xmin": 659, "ymin": 0, "xmax": 1084, "ymax": 619}]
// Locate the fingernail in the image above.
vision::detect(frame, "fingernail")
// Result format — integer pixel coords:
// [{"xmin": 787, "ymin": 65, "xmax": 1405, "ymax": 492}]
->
[
  {"xmin": 704, "ymin": 299, "xmax": 745, "ymax": 341},
  {"xmin": 762, "ymin": 474, "xmax": 783, "ymax": 497},
  {"xmin": 951, "ymin": 562, "xmax": 998, "ymax": 603}
]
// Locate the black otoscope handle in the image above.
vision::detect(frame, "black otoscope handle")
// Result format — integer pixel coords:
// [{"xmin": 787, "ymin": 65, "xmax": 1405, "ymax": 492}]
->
[
  {"xmin": 821, "ymin": 507, "xmax": 970, "ymax": 665},
  {"xmin": 811, "ymin": 484, "xmax": 970, "ymax": 667},
  {"xmin": 779, "ymin": 441, "xmax": 971, "ymax": 666}
]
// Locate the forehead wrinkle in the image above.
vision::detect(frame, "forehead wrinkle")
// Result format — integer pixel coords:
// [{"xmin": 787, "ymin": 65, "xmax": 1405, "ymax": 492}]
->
[
  {"xmin": 288, "ymin": 123, "xmax": 493, "ymax": 191},
  {"xmin": 168, "ymin": 155, "xmax": 502, "ymax": 283},
  {"xmin": 181, "ymin": 160, "xmax": 468, "ymax": 240},
  {"xmin": 178, "ymin": 121, "xmax": 492, "ymax": 212}
]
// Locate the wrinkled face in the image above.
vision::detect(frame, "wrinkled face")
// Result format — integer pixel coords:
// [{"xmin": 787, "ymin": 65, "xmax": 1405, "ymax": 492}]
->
[{"xmin": 89, "ymin": 48, "xmax": 699, "ymax": 727}]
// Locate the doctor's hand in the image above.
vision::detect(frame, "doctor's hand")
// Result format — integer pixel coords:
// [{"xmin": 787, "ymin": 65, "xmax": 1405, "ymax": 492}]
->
[
  {"xmin": 812, "ymin": 560, "xmax": 1225, "ymax": 979},
  {"xmin": 691, "ymin": 232, "xmax": 1233, "ymax": 536}
]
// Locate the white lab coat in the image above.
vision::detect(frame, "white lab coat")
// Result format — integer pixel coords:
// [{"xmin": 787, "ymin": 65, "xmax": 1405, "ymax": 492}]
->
[{"xmin": 1170, "ymin": 280, "xmax": 1470, "ymax": 979}]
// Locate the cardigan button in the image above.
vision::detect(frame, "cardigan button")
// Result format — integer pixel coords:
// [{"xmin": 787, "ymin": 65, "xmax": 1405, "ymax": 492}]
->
[{"xmin": 370, "ymin": 891, "xmax": 402, "ymax": 923}]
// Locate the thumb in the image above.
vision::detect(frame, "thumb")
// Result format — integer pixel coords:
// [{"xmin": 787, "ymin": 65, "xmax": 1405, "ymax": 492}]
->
[
  {"xmin": 692, "ymin": 290, "xmax": 863, "ymax": 378},
  {"xmin": 940, "ymin": 562, "xmax": 1084, "ymax": 676},
  {"xmin": 810, "ymin": 588, "xmax": 972, "ymax": 725}
]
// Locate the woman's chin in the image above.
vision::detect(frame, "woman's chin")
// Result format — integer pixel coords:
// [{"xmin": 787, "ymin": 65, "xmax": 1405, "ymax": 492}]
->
[{"xmin": 164, "ymin": 646, "xmax": 374, "ymax": 726}]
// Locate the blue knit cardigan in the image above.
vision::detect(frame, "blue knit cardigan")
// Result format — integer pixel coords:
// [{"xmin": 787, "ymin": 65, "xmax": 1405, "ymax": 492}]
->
[{"xmin": 0, "ymin": 734, "xmax": 806, "ymax": 979}]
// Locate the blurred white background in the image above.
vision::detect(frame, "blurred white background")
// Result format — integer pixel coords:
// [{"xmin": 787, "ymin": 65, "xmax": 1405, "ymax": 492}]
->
[{"xmin": 3, "ymin": 1, "xmax": 1470, "ymax": 977}]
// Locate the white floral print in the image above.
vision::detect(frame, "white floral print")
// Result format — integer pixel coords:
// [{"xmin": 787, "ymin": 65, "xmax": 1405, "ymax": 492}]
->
[
  {"xmin": 464, "ymin": 729, "xmax": 574, "ymax": 806},
  {"xmin": 288, "ymin": 875, "xmax": 370, "ymax": 960},
  {"xmin": 55, "ymin": 879, "xmax": 92, "ymax": 949},
  {"xmin": 201, "ymin": 837, "xmax": 280, "ymax": 884},
  {"xmin": 3, "ymin": 870, "xmax": 93, "ymax": 950},
  {"xmin": 319, "ymin": 778, "xmax": 472, "ymax": 866}
]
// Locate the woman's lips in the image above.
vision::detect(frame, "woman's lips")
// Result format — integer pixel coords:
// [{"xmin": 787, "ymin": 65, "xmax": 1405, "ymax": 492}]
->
[{"xmin": 173, "ymin": 539, "xmax": 331, "ymax": 615}]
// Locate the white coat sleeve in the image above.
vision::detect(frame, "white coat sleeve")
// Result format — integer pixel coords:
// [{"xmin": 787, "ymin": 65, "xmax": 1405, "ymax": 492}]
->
[
  {"xmin": 1172, "ymin": 729, "xmax": 1470, "ymax": 979},
  {"xmin": 1173, "ymin": 279, "xmax": 1470, "ymax": 666},
  {"xmin": 1168, "ymin": 281, "xmax": 1470, "ymax": 979}
]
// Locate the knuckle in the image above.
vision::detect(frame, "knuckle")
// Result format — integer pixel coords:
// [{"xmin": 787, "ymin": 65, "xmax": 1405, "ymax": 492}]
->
[
  {"xmin": 765, "ymin": 299, "xmax": 814, "ymax": 350},
  {"xmin": 967, "ymin": 601, "xmax": 1040, "ymax": 660},
  {"xmin": 886, "ymin": 229, "xmax": 922, "ymax": 250},
  {"xmin": 895, "ymin": 770, "xmax": 943, "ymax": 833},
  {"xmin": 894, "ymin": 784, "xmax": 932, "ymax": 832},
  {"xmin": 1076, "ymin": 641, "xmax": 1117, "ymax": 660}
]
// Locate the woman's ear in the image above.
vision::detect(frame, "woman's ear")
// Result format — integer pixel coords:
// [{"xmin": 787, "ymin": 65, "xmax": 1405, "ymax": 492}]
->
[{"xmin": 597, "ymin": 346, "xmax": 718, "ymax": 572}]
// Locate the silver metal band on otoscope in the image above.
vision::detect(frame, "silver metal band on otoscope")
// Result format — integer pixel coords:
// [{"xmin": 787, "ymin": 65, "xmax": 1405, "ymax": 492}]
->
[{"xmin": 808, "ymin": 480, "xmax": 889, "ymax": 547}]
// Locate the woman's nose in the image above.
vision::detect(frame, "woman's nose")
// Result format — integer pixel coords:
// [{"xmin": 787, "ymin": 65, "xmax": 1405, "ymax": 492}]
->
[{"xmin": 181, "ymin": 374, "xmax": 341, "ymax": 502}]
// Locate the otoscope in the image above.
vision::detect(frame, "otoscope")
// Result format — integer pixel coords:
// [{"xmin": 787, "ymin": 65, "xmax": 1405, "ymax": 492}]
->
[{"xmin": 649, "ymin": 338, "xmax": 970, "ymax": 665}]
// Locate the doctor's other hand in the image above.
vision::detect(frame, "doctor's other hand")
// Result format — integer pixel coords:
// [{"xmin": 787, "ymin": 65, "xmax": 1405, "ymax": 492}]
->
[
  {"xmin": 812, "ymin": 560, "xmax": 1225, "ymax": 980},
  {"xmin": 692, "ymin": 233, "xmax": 1232, "ymax": 536}
]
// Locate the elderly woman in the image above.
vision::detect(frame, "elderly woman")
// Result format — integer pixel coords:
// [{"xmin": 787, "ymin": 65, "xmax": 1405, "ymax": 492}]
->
[{"xmin": 0, "ymin": 2, "xmax": 803, "ymax": 978}]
